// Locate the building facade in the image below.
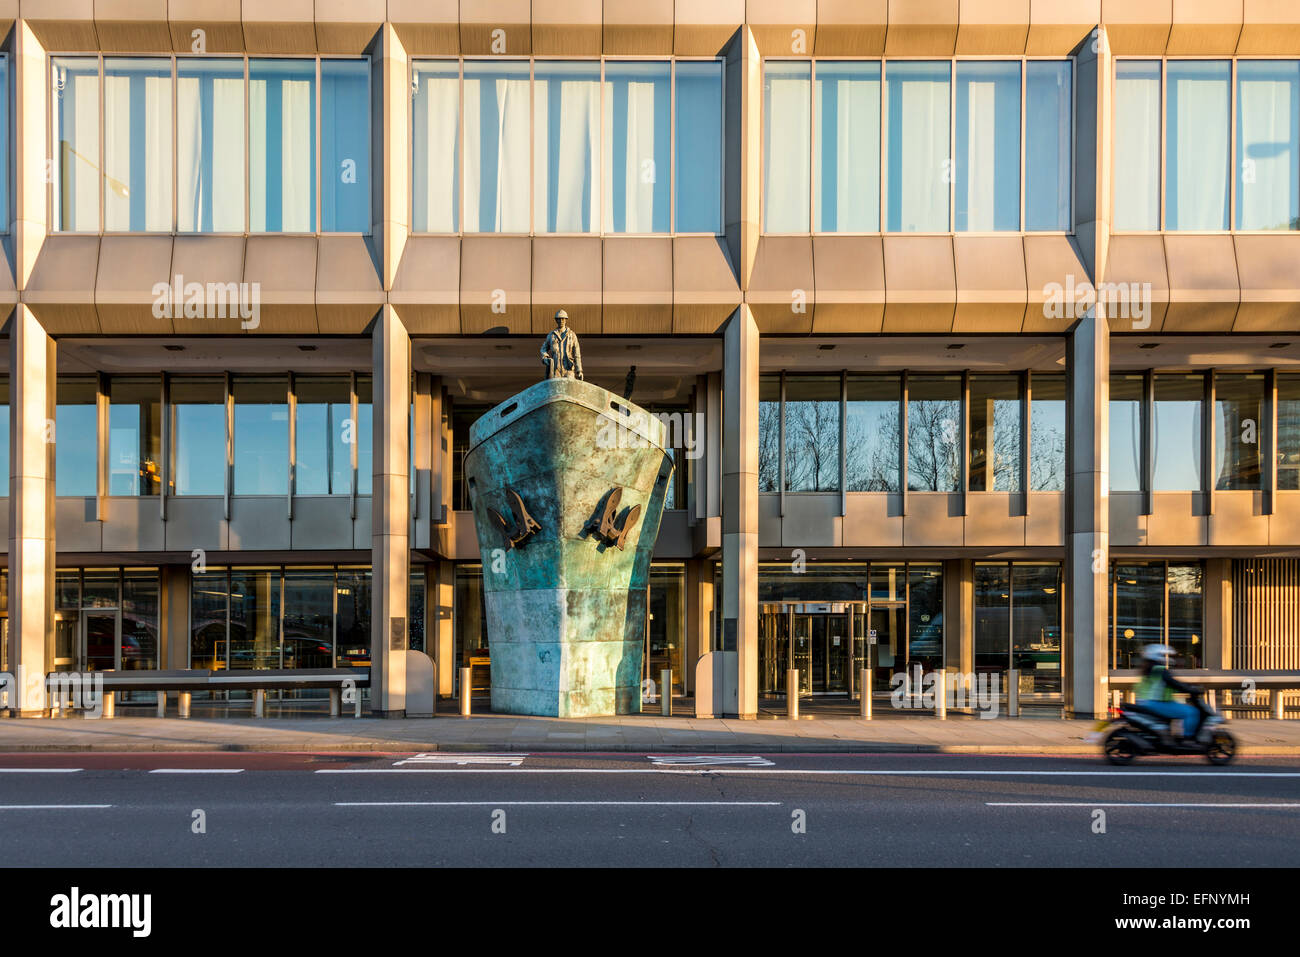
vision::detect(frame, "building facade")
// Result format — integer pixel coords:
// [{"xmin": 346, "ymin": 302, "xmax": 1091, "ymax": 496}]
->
[{"xmin": 3, "ymin": 1, "xmax": 1300, "ymax": 718}]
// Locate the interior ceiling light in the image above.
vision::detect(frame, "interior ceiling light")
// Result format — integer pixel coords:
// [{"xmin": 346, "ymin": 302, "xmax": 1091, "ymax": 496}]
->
[
  {"xmin": 297, "ymin": 344, "xmax": 317, "ymax": 351},
  {"xmin": 818, "ymin": 344, "xmax": 836, "ymax": 351},
  {"xmin": 1139, "ymin": 343, "xmax": 1159, "ymax": 349},
  {"xmin": 163, "ymin": 345, "xmax": 184, "ymax": 352},
  {"xmin": 1270, "ymin": 342, "xmax": 1290, "ymax": 349},
  {"xmin": 946, "ymin": 343, "xmax": 964, "ymax": 350}
]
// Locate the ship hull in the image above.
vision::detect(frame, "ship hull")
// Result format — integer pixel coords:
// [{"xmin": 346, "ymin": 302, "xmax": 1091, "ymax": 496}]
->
[{"xmin": 464, "ymin": 377, "xmax": 673, "ymax": 717}]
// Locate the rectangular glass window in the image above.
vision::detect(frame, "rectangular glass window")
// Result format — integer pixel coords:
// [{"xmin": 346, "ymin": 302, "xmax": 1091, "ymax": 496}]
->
[
  {"xmin": 0, "ymin": 377, "xmax": 8, "ymax": 496},
  {"xmin": 0, "ymin": 55, "xmax": 9, "ymax": 232},
  {"xmin": 675, "ymin": 60, "xmax": 724, "ymax": 233},
  {"xmin": 907, "ymin": 375, "xmax": 961, "ymax": 491},
  {"xmin": 968, "ymin": 374, "xmax": 1021, "ymax": 492},
  {"xmin": 814, "ymin": 61, "xmax": 880, "ymax": 232},
  {"xmin": 1166, "ymin": 60, "xmax": 1230, "ymax": 231},
  {"xmin": 53, "ymin": 57, "xmax": 100, "ymax": 232},
  {"xmin": 335, "ymin": 567, "xmax": 372, "ymax": 666},
  {"xmin": 356, "ymin": 376, "xmax": 373, "ymax": 495},
  {"xmin": 908, "ymin": 564, "xmax": 944, "ymax": 671},
  {"xmin": 974, "ymin": 563, "xmax": 1010, "ymax": 674},
  {"xmin": 233, "ymin": 376, "xmax": 288, "ymax": 494},
  {"xmin": 759, "ymin": 375, "xmax": 781, "ymax": 492},
  {"xmin": 1237, "ymin": 60, "xmax": 1300, "ymax": 231},
  {"xmin": 1109, "ymin": 374, "xmax": 1144, "ymax": 491},
  {"xmin": 56, "ymin": 378, "xmax": 97, "ymax": 497},
  {"xmin": 104, "ymin": 58, "xmax": 172, "ymax": 232},
  {"xmin": 783, "ymin": 375, "xmax": 840, "ymax": 492},
  {"xmin": 1279, "ymin": 374, "xmax": 1300, "ymax": 489},
  {"xmin": 885, "ymin": 61, "xmax": 950, "ymax": 232},
  {"xmin": 955, "ymin": 61, "xmax": 1020, "ymax": 232},
  {"xmin": 294, "ymin": 376, "xmax": 352, "ymax": 495},
  {"xmin": 1153, "ymin": 373, "xmax": 1203, "ymax": 491},
  {"xmin": 1167, "ymin": 563, "xmax": 1203, "ymax": 669},
  {"xmin": 535, "ymin": 61, "xmax": 600, "ymax": 233},
  {"xmin": 108, "ymin": 377, "xmax": 162, "ymax": 496},
  {"xmin": 249, "ymin": 59, "xmax": 316, "ymax": 232},
  {"xmin": 464, "ymin": 60, "xmax": 530, "ymax": 232},
  {"xmin": 1113, "ymin": 60, "xmax": 1160, "ymax": 230},
  {"xmin": 283, "ymin": 567, "xmax": 334, "ymax": 668},
  {"xmin": 1012, "ymin": 563, "xmax": 1062, "ymax": 694},
  {"xmin": 1025, "ymin": 61, "xmax": 1072, "ymax": 231},
  {"xmin": 321, "ymin": 59, "xmax": 370, "ymax": 232},
  {"xmin": 412, "ymin": 61, "xmax": 459, "ymax": 232},
  {"xmin": 122, "ymin": 569, "xmax": 160, "ymax": 670},
  {"xmin": 170, "ymin": 377, "xmax": 226, "ymax": 495},
  {"xmin": 229, "ymin": 567, "xmax": 281, "ymax": 670},
  {"xmin": 604, "ymin": 61, "xmax": 669, "ymax": 233},
  {"xmin": 845, "ymin": 375, "xmax": 899, "ymax": 491},
  {"xmin": 409, "ymin": 567, "xmax": 427, "ymax": 654},
  {"xmin": 1112, "ymin": 563, "xmax": 1165, "ymax": 668},
  {"xmin": 178, "ymin": 58, "xmax": 246, "ymax": 232},
  {"xmin": 190, "ymin": 568, "xmax": 227, "ymax": 670},
  {"xmin": 1030, "ymin": 373, "xmax": 1066, "ymax": 491},
  {"xmin": 1215, "ymin": 372, "xmax": 1264, "ymax": 490},
  {"xmin": 763, "ymin": 61, "xmax": 811, "ymax": 233}
]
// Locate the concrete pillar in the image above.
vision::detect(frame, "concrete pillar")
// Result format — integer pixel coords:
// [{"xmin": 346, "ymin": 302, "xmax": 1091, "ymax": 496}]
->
[
  {"xmin": 1064, "ymin": 308, "xmax": 1110, "ymax": 719},
  {"xmin": 722, "ymin": 307, "xmax": 759, "ymax": 719},
  {"xmin": 376, "ymin": 23, "xmax": 408, "ymax": 290},
  {"xmin": 370, "ymin": 305, "xmax": 410, "ymax": 716},
  {"xmin": 8, "ymin": 307, "xmax": 55, "ymax": 716},
  {"xmin": 1204, "ymin": 557, "xmax": 1232, "ymax": 669},
  {"xmin": 685, "ymin": 559, "xmax": 715, "ymax": 696}
]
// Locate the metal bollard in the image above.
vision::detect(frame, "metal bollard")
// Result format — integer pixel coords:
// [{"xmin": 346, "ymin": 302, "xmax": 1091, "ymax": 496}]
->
[
  {"xmin": 787, "ymin": 670, "xmax": 799, "ymax": 719},
  {"xmin": 660, "ymin": 669, "xmax": 672, "ymax": 716},
  {"xmin": 156, "ymin": 691, "xmax": 167, "ymax": 718},
  {"xmin": 102, "ymin": 691, "xmax": 115, "ymax": 719},
  {"xmin": 1274, "ymin": 690, "xmax": 1287, "ymax": 720},
  {"xmin": 934, "ymin": 670, "xmax": 947, "ymax": 720},
  {"xmin": 253, "ymin": 688, "xmax": 265, "ymax": 718},
  {"xmin": 354, "ymin": 686, "xmax": 362, "ymax": 718},
  {"xmin": 860, "ymin": 668, "xmax": 872, "ymax": 720},
  {"xmin": 329, "ymin": 688, "xmax": 340, "ymax": 717},
  {"xmin": 1007, "ymin": 669, "xmax": 1019, "ymax": 717},
  {"xmin": 460, "ymin": 667, "xmax": 472, "ymax": 716},
  {"xmin": 179, "ymin": 692, "xmax": 191, "ymax": 719}
]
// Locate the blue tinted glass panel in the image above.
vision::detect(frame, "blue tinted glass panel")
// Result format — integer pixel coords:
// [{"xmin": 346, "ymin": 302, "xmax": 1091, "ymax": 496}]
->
[
  {"xmin": 249, "ymin": 59, "xmax": 316, "ymax": 232},
  {"xmin": 815, "ymin": 61, "xmax": 880, "ymax": 232},
  {"xmin": 763, "ymin": 61, "xmax": 810, "ymax": 232},
  {"xmin": 955, "ymin": 61, "xmax": 1020, "ymax": 232},
  {"xmin": 1113, "ymin": 60, "xmax": 1160, "ymax": 230},
  {"xmin": 178, "ymin": 58, "xmax": 245, "ymax": 232},
  {"xmin": 322, "ymin": 59, "xmax": 370, "ymax": 232},
  {"xmin": 412, "ymin": 61, "xmax": 459, "ymax": 232},
  {"xmin": 233, "ymin": 377, "xmax": 288, "ymax": 494},
  {"xmin": 675, "ymin": 60, "xmax": 724, "ymax": 233},
  {"xmin": 104, "ymin": 57, "xmax": 172, "ymax": 231},
  {"xmin": 1025, "ymin": 61, "xmax": 1072, "ymax": 231},
  {"xmin": 1237, "ymin": 60, "xmax": 1300, "ymax": 231},
  {"xmin": 463, "ymin": 60, "xmax": 530, "ymax": 232},
  {"xmin": 885, "ymin": 61, "xmax": 950, "ymax": 232},
  {"xmin": 604, "ymin": 61, "xmax": 670, "ymax": 233},
  {"xmin": 1165, "ymin": 60, "xmax": 1229, "ymax": 230},
  {"xmin": 56, "ymin": 379, "xmax": 97, "ymax": 497},
  {"xmin": 53, "ymin": 57, "xmax": 100, "ymax": 232}
]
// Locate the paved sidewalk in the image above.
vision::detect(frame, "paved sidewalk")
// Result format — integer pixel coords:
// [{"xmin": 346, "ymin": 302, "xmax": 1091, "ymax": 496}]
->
[{"xmin": 2, "ymin": 712, "xmax": 1299, "ymax": 753}]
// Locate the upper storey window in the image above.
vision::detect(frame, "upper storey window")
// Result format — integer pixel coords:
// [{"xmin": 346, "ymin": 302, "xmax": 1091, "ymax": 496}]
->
[
  {"xmin": 763, "ymin": 58, "xmax": 1073, "ymax": 234},
  {"xmin": 1114, "ymin": 59, "xmax": 1300, "ymax": 231},
  {"xmin": 411, "ymin": 58, "xmax": 724, "ymax": 235},
  {"xmin": 52, "ymin": 55, "xmax": 371, "ymax": 234}
]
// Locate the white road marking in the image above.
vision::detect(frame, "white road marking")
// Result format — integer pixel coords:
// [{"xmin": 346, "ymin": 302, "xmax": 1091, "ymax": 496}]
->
[
  {"xmin": 648, "ymin": 755, "xmax": 775, "ymax": 767},
  {"xmin": 0, "ymin": 768, "xmax": 82, "ymax": 773},
  {"xmin": 0, "ymin": 804, "xmax": 112, "ymax": 810},
  {"xmin": 393, "ymin": 753, "xmax": 524, "ymax": 767},
  {"xmin": 334, "ymin": 800, "xmax": 782, "ymax": 807},
  {"xmin": 148, "ymin": 768, "xmax": 244, "ymax": 774},
  {"xmin": 989, "ymin": 802, "xmax": 1300, "ymax": 808}
]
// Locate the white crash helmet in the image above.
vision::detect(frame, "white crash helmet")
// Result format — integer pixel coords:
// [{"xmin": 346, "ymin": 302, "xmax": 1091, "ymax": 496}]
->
[{"xmin": 1141, "ymin": 643, "xmax": 1176, "ymax": 662}]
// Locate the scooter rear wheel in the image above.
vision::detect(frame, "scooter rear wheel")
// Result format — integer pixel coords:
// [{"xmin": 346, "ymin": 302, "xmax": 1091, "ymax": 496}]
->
[
  {"xmin": 1103, "ymin": 729, "xmax": 1138, "ymax": 765},
  {"xmin": 1205, "ymin": 730, "xmax": 1236, "ymax": 766}
]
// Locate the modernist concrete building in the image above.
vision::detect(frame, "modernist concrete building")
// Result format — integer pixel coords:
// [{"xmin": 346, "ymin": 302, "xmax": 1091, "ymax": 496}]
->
[{"xmin": 3, "ymin": 0, "xmax": 1300, "ymax": 718}]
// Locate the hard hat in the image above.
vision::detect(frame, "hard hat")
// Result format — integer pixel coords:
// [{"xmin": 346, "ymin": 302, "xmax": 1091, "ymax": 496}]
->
[
  {"xmin": 1141, "ymin": 643, "xmax": 1175, "ymax": 662},
  {"xmin": 554, "ymin": 309, "xmax": 569, "ymax": 321}
]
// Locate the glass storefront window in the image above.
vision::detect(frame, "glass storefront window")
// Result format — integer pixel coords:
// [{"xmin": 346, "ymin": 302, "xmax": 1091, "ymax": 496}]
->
[
  {"xmin": 0, "ymin": 377, "xmax": 9, "ymax": 496},
  {"xmin": 229, "ymin": 568, "xmax": 281, "ymax": 670},
  {"xmin": 647, "ymin": 565, "xmax": 685, "ymax": 696},
  {"xmin": 104, "ymin": 58, "xmax": 173, "ymax": 232},
  {"xmin": 968, "ymin": 374, "xmax": 1021, "ymax": 492},
  {"xmin": 1153, "ymin": 373, "xmax": 1203, "ymax": 491},
  {"xmin": 1012, "ymin": 564, "xmax": 1062, "ymax": 694},
  {"xmin": 321, "ymin": 58, "xmax": 370, "ymax": 232},
  {"xmin": 294, "ymin": 375, "xmax": 352, "ymax": 495},
  {"xmin": 451, "ymin": 403, "xmax": 488, "ymax": 510},
  {"xmin": 233, "ymin": 376, "xmax": 288, "ymax": 495},
  {"xmin": 1030, "ymin": 373, "xmax": 1066, "ymax": 491},
  {"xmin": 758, "ymin": 375, "xmax": 781, "ymax": 492},
  {"xmin": 1215, "ymin": 372, "xmax": 1264, "ymax": 490},
  {"xmin": 604, "ymin": 61, "xmax": 670, "ymax": 233},
  {"xmin": 974, "ymin": 564, "xmax": 1010, "ymax": 674},
  {"xmin": 907, "ymin": 564, "xmax": 944, "ymax": 672},
  {"xmin": 56, "ymin": 378, "xmax": 98, "ymax": 497},
  {"xmin": 177, "ymin": 58, "xmax": 246, "ymax": 233},
  {"xmin": 190, "ymin": 568, "xmax": 228, "ymax": 670},
  {"xmin": 454, "ymin": 565, "xmax": 488, "ymax": 693},
  {"xmin": 1109, "ymin": 374, "xmax": 1143, "ymax": 491},
  {"xmin": 907, "ymin": 375, "xmax": 961, "ymax": 491},
  {"xmin": 109, "ymin": 377, "xmax": 162, "ymax": 495},
  {"xmin": 282, "ymin": 567, "xmax": 334, "ymax": 669},
  {"xmin": 1280, "ymin": 373, "xmax": 1300, "ymax": 489},
  {"xmin": 409, "ymin": 567, "xmax": 427, "ymax": 654},
  {"xmin": 122, "ymin": 569, "xmax": 160, "ymax": 670},
  {"xmin": 171, "ymin": 377, "xmax": 226, "ymax": 495},
  {"xmin": 1168, "ymin": 563, "xmax": 1204, "ymax": 669},
  {"xmin": 335, "ymin": 567, "xmax": 371, "ymax": 667},
  {"xmin": 784, "ymin": 375, "xmax": 840, "ymax": 492},
  {"xmin": 249, "ymin": 59, "xmax": 317, "ymax": 232},
  {"xmin": 845, "ymin": 375, "xmax": 899, "ymax": 491},
  {"xmin": 1112, "ymin": 563, "xmax": 1167, "ymax": 668}
]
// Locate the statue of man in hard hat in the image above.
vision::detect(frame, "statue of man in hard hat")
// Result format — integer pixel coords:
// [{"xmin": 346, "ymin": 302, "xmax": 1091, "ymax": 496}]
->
[{"xmin": 541, "ymin": 308, "xmax": 583, "ymax": 381}]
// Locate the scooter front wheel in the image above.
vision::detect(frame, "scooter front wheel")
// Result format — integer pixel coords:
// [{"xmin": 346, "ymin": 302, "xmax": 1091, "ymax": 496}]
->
[
  {"xmin": 1103, "ymin": 729, "xmax": 1139, "ymax": 765},
  {"xmin": 1205, "ymin": 730, "xmax": 1236, "ymax": 766}
]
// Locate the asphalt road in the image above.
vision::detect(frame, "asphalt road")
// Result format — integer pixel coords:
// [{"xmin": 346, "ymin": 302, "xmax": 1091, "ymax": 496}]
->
[{"xmin": 1, "ymin": 751, "xmax": 1297, "ymax": 867}]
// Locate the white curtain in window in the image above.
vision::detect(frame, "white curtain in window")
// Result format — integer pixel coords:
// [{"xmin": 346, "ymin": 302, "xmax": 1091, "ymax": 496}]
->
[
  {"xmin": 178, "ymin": 71, "xmax": 245, "ymax": 232},
  {"xmin": 886, "ymin": 63, "xmax": 949, "ymax": 232},
  {"xmin": 964, "ymin": 79, "xmax": 997, "ymax": 230},
  {"xmin": 104, "ymin": 71, "xmax": 171, "ymax": 231},
  {"xmin": 763, "ymin": 65, "xmax": 810, "ymax": 232},
  {"xmin": 814, "ymin": 65, "xmax": 879, "ymax": 232},
  {"xmin": 250, "ymin": 75, "xmax": 313, "ymax": 232},
  {"xmin": 413, "ymin": 68, "xmax": 459, "ymax": 232},
  {"xmin": 613, "ymin": 79, "xmax": 657, "ymax": 232},
  {"xmin": 56, "ymin": 60, "xmax": 100, "ymax": 231},
  {"xmin": 464, "ymin": 71, "xmax": 529, "ymax": 232},
  {"xmin": 535, "ymin": 70, "xmax": 599, "ymax": 233},
  {"xmin": 1113, "ymin": 62, "xmax": 1160, "ymax": 230},
  {"xmin": 1167, "ymin": 62, "xmax": 1229, "ymax": 230},
  {"xmin": 1238, "ymin": 62, "xmax": 1300, "ymax": 231}
]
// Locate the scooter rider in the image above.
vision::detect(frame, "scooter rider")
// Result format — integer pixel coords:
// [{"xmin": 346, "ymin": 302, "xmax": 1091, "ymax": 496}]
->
[{"xmin": 1134, "ymin": 644, "xmax": 1201, "ymax": 744}]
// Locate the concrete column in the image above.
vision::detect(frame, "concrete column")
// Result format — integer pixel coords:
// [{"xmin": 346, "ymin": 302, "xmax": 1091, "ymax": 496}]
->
[
  {"xmin": 1064, "ymin": 308, "xmax": 1110, "ymax": 719},
  {"xmin": 371, "ymin": 305, "xmax": 410, "ymax": 716},
  {"xmin": 685, "ymin": 559, "xmax": 715, "ymax": 696},
  {"xmin": 162, "ymin": 565, "xmax": 190, "ymax": 670},
  {"xmin": 722, "ymin": 307, "xmax": 760, "ymax": 718},
  {"xmin": 376, "ymin": 24, "xmax": 408, "ymax": 291},
  {"xmin": 8, "ymin": 307, "xmax": 55, "ymax": 716},
  {"xmin": 1204, "ymin": 557, "xmax": 1232, "ymax": 669},
  {"xmin": 435, "ymin": 560, "xmax": 454, "ymax": 698}
]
